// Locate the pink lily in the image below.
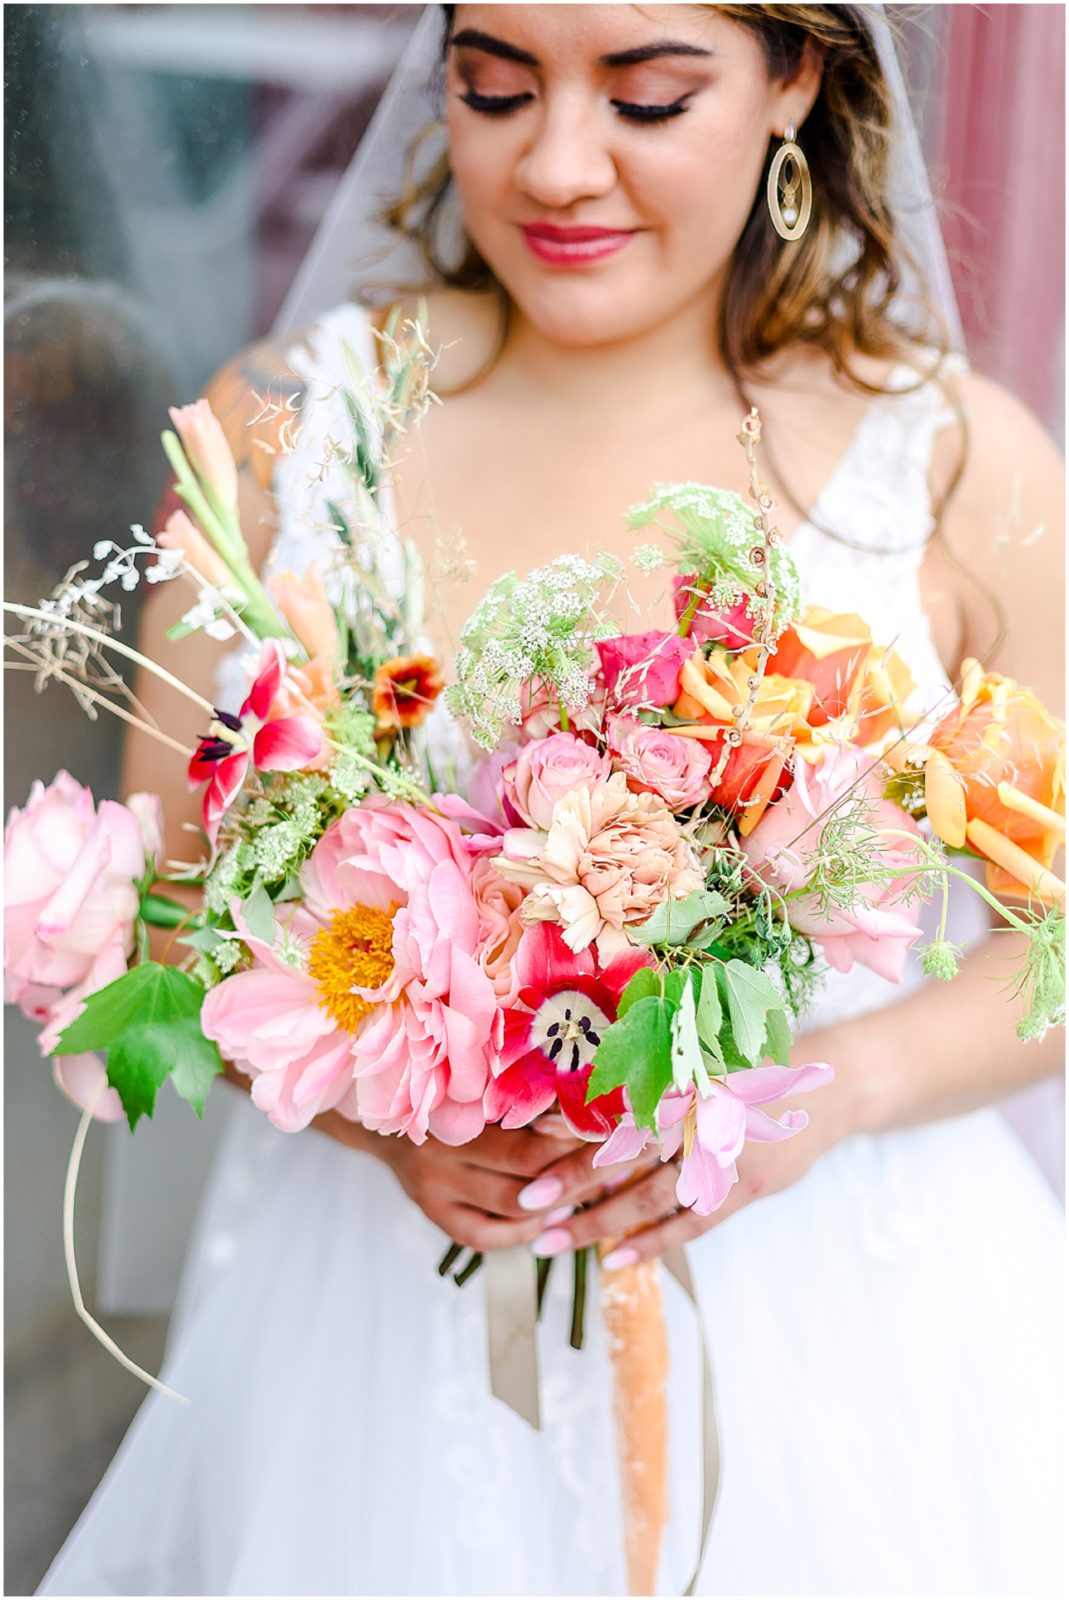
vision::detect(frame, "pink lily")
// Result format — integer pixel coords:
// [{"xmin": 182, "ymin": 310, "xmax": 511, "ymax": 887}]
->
[
  {"xmin": 188, "ymin": 639, "xmax": 324, "ymax": 845},
  {"xmin": 593, "ymin": 1061, "xmax": 834, "ymax": 1215}
]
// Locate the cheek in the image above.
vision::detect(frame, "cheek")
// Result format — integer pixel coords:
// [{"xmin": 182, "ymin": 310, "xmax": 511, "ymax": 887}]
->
[
  {"xmin": 445, "ymin": 114, "xmax": 516, "ymax": 221},
  {"xmin": 628, "ymin": 115, "xmax": 768, "ymax": 257}
]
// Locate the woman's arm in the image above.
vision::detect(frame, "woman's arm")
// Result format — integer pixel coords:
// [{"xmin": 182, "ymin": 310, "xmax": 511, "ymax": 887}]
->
[{"xmin": 520, "ymin": 370, "xmax": 1067, "ymax": 1262}]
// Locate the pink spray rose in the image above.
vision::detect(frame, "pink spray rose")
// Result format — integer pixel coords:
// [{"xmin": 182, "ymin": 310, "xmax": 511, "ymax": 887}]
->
[
  {"xmin": 202, "ymin": 799, "xmax": 500, "ymax": 1143},
  {"xmin": 742, "ymin": 744, "xmax": 923, "ymax": 982},
  {"xmin": 607, "ymin": 714, "xmax": 713, "ymax": 810},
  {"xmin": 596, "ymin": 631, "xmax": 695, "ymax": 710},
  {"xmin": 4, "ymin": 772, "xmax": 162, "ymax": 1121},
  {"xmin": 502, "ymin": 733, "xmax": 612, "ymax": 830},
  {"xmin": 494, "ymin": 771, "xmax": 703, "ymax": 960},
  {"xmin": 672, "ymin": 576, "xmax": 757, "ymax": 649}
]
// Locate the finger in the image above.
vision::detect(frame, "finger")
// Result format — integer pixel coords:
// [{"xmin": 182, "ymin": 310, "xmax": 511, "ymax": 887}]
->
[
  {"xmin": 447, "ymin": 1204, "xmax": 548, "ymax": 1253},
  {"xmin": 515, "ymin": 1139, "xmax": 663, "ymax": 1215},
  {"xmin": 459, "ymin": 1170, "xmax": 556, "ymax": 1221},
  {"xmin": 599, "ymin": 1205, "xmax": 710, "ymax": 1268},
  {"xmin": 465, "ymin": 1125, "xmax": 581, "ymax": 1179},
  {"xmin": 533, "ymin": 1163, "xmax": 683, "ymax": 1254}
]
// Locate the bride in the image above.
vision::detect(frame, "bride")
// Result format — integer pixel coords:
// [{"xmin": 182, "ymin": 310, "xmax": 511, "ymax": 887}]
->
[{"xmin": 41, "ymin": 5, "xmax": 1064, "ymax": 1596}]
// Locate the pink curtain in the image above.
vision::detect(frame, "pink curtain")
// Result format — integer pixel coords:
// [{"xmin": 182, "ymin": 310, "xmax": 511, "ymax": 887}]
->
[{"xmin": 931, "ymin": 4, "xmax": 1065, "ymax": 431}]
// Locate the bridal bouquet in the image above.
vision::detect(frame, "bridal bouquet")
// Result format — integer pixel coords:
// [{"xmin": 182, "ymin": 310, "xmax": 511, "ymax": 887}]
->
[{"xmin": 5, "ymin": 316, "xmax": 1065, "ymax": 1588}]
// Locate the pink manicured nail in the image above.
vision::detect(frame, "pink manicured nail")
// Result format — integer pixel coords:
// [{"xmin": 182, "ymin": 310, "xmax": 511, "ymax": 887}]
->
[
  {"xmin": 544, "ymin": 1205, "xmax": 575, "ymax": 1227},
  {"xmin": 531, "ymin": 1228, "xmax": 573, "ymax": 1257},
  {"xmin": 601, "ymin": 1246, "xmax": 640, "ymax": 1271},
  {"xmin": 518, "ymin": 1175, "xmax": 564, "ymax": 1211}
]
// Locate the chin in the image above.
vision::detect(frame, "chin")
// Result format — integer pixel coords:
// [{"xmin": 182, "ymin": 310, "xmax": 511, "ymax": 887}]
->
[{"xmin": 505, "ymin": 272, "xmax": 673, "ymax": 348}]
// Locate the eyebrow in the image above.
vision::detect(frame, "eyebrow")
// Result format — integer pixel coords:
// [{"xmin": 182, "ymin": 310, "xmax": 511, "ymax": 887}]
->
[{"xmin": 449, "ymin": 28, "xmax": 713, "ymax": 69}]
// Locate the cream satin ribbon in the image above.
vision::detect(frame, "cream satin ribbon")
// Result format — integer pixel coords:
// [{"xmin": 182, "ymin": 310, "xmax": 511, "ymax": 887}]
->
[{"xmin": 484, "ymin": 1245, "xmax": 721, "ymax": 1595}]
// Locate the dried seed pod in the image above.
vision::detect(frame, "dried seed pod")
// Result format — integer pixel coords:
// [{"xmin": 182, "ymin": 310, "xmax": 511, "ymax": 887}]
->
[{"xmin": 749, "ymin": 545, "xmax": 767, "ymax": 566}]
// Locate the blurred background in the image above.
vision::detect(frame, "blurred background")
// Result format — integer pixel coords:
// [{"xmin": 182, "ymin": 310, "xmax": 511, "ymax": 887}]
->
[{"xmin": 4, "ymin": 4, "xmax": 1065, "ymax": 1592}]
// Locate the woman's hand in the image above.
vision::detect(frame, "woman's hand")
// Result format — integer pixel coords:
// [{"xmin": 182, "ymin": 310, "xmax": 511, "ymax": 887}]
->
[{"xmin": 513, "ymin": 1029, "xmax": 867, "ymax": 1265}]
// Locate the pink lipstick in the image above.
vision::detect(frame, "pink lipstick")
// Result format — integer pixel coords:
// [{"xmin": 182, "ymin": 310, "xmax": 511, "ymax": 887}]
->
[{"xmin": 520, "ymin": 223, "xmax": 636, "ymax": 266}]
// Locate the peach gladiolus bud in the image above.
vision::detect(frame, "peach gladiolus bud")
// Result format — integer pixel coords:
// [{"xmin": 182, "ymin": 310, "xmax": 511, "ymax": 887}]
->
[
  {"xmin": 772, "ymin": 607, "xmax": 872, "ymax": 726},
  {"xmin": 169, "ymin": 399, "xmax": 239, "ymax": 512},
  {"xmin": 157, "ymin": 510, "xmax": 233, "ymax": 590},
  {"xmin": 925, "ymin": 659, "xmax": 1065, "ymax": 904},
  {"xmin": 268, "ymin": 564, "xmax": 338, "ymax": 664}
]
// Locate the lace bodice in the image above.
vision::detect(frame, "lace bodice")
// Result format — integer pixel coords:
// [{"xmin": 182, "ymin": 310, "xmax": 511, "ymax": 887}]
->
[{"xmin": 221, "ymin": 300, "xmax": 981, "ymax": 1029}]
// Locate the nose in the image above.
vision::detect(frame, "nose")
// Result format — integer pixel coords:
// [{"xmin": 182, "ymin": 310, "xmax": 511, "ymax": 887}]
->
[{"xmin": 514, "ymin": 94, "xmax": 617, "ymax": 211}]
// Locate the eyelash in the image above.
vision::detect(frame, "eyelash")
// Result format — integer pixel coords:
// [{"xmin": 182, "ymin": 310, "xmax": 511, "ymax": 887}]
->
[{"xmin": 458, "ymin": 90, "xmax": 691, "ymax": 124}]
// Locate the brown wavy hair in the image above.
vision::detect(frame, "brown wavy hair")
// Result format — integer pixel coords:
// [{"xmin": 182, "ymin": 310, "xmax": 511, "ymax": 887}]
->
[{"xmin": 377, "ymin": 3, "xmax": 969, "ymax": 552}]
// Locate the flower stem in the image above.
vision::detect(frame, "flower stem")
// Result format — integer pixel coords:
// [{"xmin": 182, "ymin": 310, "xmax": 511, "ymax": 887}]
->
[
  {"xmin": 536, "ymin": 1255, "xmax": 554, "ymax": 1321},
  {"xmin": 437, "ymin": 1241, "xmax": 465, "ymax": 1277},
  {"xmin": 454, "ymin": 1252, "xmax": 484, "ymax": 1288},
  {"xmin": 4, "ymin": 603, "xmax": 215, "ymax": 712},
  {"xmin": 569, "ymin": 1246, "xmax": 590, "ymax": 1350}
]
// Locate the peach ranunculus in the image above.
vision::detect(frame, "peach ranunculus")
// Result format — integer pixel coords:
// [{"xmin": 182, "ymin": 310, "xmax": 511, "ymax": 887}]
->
[
  {"xmin": 922, "ymin": 659, "xmax": 1065, "ymax": 904},
  {"xmin": 371, "ymin": 654, "xmax": 444, "ymax": 733},
  {"xmin": 669, "ymin": 649, "xmax": 812, "ymax": 833},
  {"xmin": 493, "ymin": 771, "xmax": 703, "ymax": 961},
  {"xmin": 771, "ymin": 606, "xmax": 873, "ymax": 726},
  {"xmin": 268, "ymin": 562, "xmax": 339, "ymax": 664},
  {"xmin": 501, "ymin": 733, "xmax": 611, "ymax": 830},
  {"xmin": 469, "ymin": 850, "xmax": 526, "ymax": 1012},
  {"xmin": 607, "ymin": 714, "xmax": 713, "ymax": 810}
]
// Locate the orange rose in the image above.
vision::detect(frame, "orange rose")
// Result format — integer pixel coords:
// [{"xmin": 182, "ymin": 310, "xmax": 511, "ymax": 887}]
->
[
  {"xmin": 771, "ymin": 607, "xmax": 872, "ymax": 726},
  {"xmin": 372, "ymin": 654, "xmax": 444, "ymax": 733},
  {"xmin": 924, "ymin": 659, "xmax": 1065, "ymax": 904}
]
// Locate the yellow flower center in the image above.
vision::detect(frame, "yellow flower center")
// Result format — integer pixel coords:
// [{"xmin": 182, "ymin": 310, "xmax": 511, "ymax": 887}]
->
[{"xmin": 308, "ymin": 904, "xmax": 396, "ymax": 1033}]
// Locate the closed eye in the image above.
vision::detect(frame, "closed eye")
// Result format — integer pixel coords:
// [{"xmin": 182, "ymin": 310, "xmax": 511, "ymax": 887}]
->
[{"xmin": 458, "ymin": 90, "xmax": 693, "ymax": 124}]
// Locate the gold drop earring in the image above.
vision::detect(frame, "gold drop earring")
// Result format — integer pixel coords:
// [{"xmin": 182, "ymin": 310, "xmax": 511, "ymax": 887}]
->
[{"xmin": 767, "ymin": 122, "xmax": 812, "ymax": 242}]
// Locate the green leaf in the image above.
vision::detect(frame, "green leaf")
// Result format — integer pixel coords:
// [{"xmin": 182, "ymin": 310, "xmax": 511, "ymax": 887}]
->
[
  {"xmin": 617, "ymin": 966, "xmax": 660, "ymax": 1017},
  {"xmin": 696, "ymin": 965, "xmax": 723, "ymax": 1050},
  {"xmin": 51, "ymin": 963, "xmax": 222, "ymax": 1130},
  {"xmin": 718, "ymin": 960, "xmax": 785, "ymax": 1067},
  {"xmin": 631, "ymin": 888, "xmax": 730, "ymax": 948},
  {"xmin": 670, "ymin": 976, "xmax": 704, "ymax": 1092},
  {"xmin": 588, "ymin": 997, "xmax": 674, "ymax": 1130},
  {"xmin": 242, "ymin": 883, "xmax": 277, "ymax": 947},
  {"xmin": 761, "ymin": 1005, "xmax": 795, "ymax": 1067}
]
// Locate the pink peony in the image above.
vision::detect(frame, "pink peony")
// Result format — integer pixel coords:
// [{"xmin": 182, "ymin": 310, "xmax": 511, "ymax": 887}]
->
[
  {"xmin": 596, "ymin": 631, "xmax": 695, "ymax": 710},
  {"xmin": 672, "ymin": 576, "xmax": 757, "ymax": 649},
  {"xmin": 595, "ymin": 1062, "xmax": 834, "ymax": 1215},
  {"xmin": 607, "ymin": 714, "xmax": 713, "ymax": 810},
  {"xmin": 202, "ymin": 799, "xmax": 500, "ymax": 1143},
  {"xmin": 4, "ymin": 772, "xmax": 162, "ymax": 1122},
  {"xmin": 502, "ymin": 733, "xmax": 612, "ymax": 830},
  {"xmin": 742, "ymin": 744, "xmax": 923, "ymax": 982},
  {"xmin": 494, "ymin": 771, "xmax": 703, "ymax": 961}
]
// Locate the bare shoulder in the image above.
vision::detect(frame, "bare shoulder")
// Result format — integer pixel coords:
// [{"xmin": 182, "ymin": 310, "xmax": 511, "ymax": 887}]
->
[
  {"xmin": 370, "ymin": 286, "xmax": 502, "ymax": 391},
  {"xmin": 200, "ymin": 326, "xmax": 316, "ymax": 491}
]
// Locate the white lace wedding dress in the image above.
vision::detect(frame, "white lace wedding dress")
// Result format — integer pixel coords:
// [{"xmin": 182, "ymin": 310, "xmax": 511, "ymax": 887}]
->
[{"xmin": 40, "ymin": 305, "xmax": 1065, "ymax": 1598}]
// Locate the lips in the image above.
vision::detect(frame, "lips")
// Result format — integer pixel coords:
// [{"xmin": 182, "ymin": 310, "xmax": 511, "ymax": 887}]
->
[{"xmin": 523, "ymin": 224, "xmax": 635, "ymax": 242}]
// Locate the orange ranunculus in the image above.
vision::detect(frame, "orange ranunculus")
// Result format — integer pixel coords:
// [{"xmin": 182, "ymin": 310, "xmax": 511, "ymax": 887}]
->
[
  {"xmin": 924, "ymin": 658, "xmax": 1065, "ymax": 904},
  {"xmin": 670, "ymin": 652, "xmax": 802, "ymax": 832},
  {"xmin": 372, "ymin": 653, "xmax": 444, "ymax": 733},
  {"xmin": 852, "ymin": 642, "xmax": 916, "ymax": 748},
  {"xmin": 268, "ymin": 562, "xmax": 339, "ymax": 665},
  {"xmin": 771, "ymin": 607, "xmax": 872, "ymax": 726}
]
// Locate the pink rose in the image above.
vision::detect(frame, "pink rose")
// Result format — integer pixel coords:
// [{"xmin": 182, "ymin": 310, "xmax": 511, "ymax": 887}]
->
[
  {"xmin": 742, "ymin": 745, "xmax": 923, "ymax": 983},
  {"xmin": 596, "ymin": 631, "xmax": 695, "ymax": 710},
  {"xmin": 502, "ymin": 733, "xmax": 612, "ymax": 830},
  {"xmin": 5, "ymin": 772, "xmax": 156, "ymax": 1008},
  {"xmin": 607, "ymin": 714, "xmax": 713, "ymax": 810},
  {"xmin": 672, "ymin": 576, "xmax": 757, "ymax": 648}
]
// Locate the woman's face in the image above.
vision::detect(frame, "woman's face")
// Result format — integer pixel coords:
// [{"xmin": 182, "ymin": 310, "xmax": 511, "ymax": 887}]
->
[{"xmin": 444, "ymin": 5, "xmax": 821, "ymax": 346}]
